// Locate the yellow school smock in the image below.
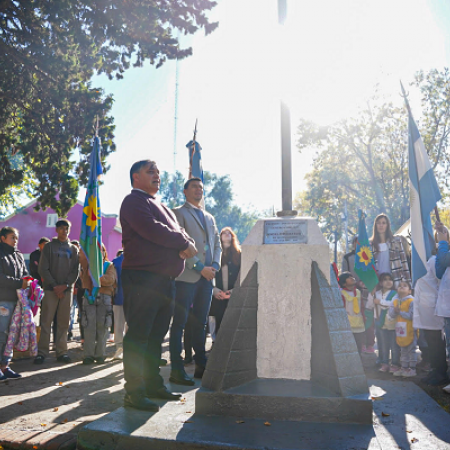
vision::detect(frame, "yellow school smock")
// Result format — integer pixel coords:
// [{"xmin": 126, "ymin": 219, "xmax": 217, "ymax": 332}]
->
[
  {"xmin": 393, "ymin": 295, "xmax": 414, "ymax": 347},
  {"xmin": 341, "ymin": 288, "xmax": 365, "ymax": 333}
]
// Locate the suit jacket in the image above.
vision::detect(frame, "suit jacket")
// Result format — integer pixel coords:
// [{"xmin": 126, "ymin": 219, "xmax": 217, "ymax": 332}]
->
[{"xmin": 172, "ymin": 202, "xmax": 221, "ymax": 283}]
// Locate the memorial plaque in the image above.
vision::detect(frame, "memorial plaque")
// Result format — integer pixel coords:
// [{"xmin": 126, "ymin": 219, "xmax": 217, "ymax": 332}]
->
[{"xmin": 263, "ymin": 220, "xmax": 307, "ymax": 244}]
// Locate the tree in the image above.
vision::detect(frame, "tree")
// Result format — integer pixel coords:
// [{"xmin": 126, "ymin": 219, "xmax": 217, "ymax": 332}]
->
[
  {"xmin": 0, "ymin": 149, "xmax": 37, "ymax": 218},
  {"xmin": 0, "ymin": 0, "xmax": 218, "ymax": 216},
  {"xmin": 296, "ymin": 69, "xmax": 450, "ymax": 242},
  {"xmin": 159, "ymin": 171, "xmax": 261, "ymax": 243}
]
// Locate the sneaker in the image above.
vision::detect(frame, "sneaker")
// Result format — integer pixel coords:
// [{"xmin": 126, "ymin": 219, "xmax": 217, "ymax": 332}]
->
[
  {"xmin": 83, "ymin": 357, "xmax": 95, "ymax": 365},
  {"xmin": 379, "ymin": 364, "xmax": 389, "ymax": 372},
  {"xmin": 113, "ymin": 348, "xmax": 123, "ymax": 360},
  {"xmin": 393, "ymin": 368, "xmax": 407, "ymax": 377},
  {"xmin": 95, "ymin": 357, "xmax": 106, "ymax": 364},
  {"xmin": 443, "ymin": 383, "xmax": 450, "ymax": 394},
  {"xmin": 389, "ymin": 365, "xmax": 400, "ymax": 373},
  {"xmin": 365, "ymin": 346, "xmax": 375, "ymax": 354},
  {"xmin": 0, "ymin": 370, "xmax": 6, "ymax": 382},
  {"xmin": 3, "ymin": 368, "xmax": 21, "ymax": 379},
  {"xmin": 402, "ymin": 368, "xmax": 416, "ymax": 377}
]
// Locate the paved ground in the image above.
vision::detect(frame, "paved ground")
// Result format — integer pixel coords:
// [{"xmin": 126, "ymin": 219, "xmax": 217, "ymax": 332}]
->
[
  {"xmin": 0, "ymin": 325, "xmax": 450, "ymax": 449},
  {"xmin": 0, "ymin": 325, "xmax": 193, "ymax": 450}
]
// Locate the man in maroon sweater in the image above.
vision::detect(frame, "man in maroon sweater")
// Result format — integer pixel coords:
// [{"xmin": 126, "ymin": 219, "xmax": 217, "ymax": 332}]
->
[{"xmin": 120, "ymin": 160, "xmax": 197, "ymax": 411}]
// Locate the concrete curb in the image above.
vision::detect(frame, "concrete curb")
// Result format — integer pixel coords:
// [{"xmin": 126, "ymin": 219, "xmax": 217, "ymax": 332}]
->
[{"xmin": 0, "ymin": 429, "xmax": 76, "ymax": 450}]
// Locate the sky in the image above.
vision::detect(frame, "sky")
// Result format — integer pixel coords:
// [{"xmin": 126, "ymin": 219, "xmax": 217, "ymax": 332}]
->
[{"xmin": 87, "ymin": 0, "xmax": 450, "ymax": 216}]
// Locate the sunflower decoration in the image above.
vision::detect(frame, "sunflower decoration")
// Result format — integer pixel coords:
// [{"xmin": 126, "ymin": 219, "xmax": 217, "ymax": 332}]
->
[
  {"xmin": 357, "ymin": 245, "xmax": 373, "ymax": 267},
  {"xmin": 83, "ymin": 195, "xmax": 99, "ymax": 233}
]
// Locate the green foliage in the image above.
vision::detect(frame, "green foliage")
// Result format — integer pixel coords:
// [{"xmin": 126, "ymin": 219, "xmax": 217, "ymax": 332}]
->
[
  {"xmin": 0, "ymin": 150, "xmax": 37, "ymax": 218},
  {"xmin": 159, "ymin": 170, "xmax": 260, "ymax": 243},
  {"xmin": 296, "ymin": 69, "xmax": 450, "ymax": 241},
  {"xmin": 0, "ymin": 0, "xmax": 217, "ymax": 216}
]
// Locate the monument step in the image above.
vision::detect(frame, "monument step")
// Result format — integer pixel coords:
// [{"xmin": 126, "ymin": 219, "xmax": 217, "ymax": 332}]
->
[{"xmin": 196, "ymin": 378, "xmax": 372, "ymax": 424}]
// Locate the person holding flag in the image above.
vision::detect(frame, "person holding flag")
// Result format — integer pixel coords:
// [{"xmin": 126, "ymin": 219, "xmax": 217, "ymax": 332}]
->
[
  {"xmin": 368, "ymin": 214, "xmax": 411, "ymax": 289},
  {"xmin": 78, "ymin": 134, "xmax": 116, "ymax": 365}
]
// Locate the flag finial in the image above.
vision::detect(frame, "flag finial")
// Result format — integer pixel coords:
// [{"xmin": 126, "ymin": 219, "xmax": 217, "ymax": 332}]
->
[{"xmin": 400, "ymin": 81, "xmax": 412, "ymax": 115}]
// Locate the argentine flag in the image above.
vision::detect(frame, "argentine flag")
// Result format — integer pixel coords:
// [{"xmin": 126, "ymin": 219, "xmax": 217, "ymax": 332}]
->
[{"xmin": 408, "ymin": 111, "xmax": 441, "ymax": 286}]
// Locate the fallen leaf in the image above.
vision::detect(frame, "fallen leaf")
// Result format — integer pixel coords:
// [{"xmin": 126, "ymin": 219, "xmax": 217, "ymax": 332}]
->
[
  {"xmin": 236, "ymin": 420, "xmax": 245, "ymax": 424},
  {"xmin": 62, "ymin": 418, "xmax": 68, "ymax": 423},
  {"xmin": 264, "ymin": 421, "xmax": 271, "ymax": 426},
  {"xmin": 371, "ymin": 396, "xmax": 384, "ymax": 401},
  {"xmin": 17, "ymin": 402, "xmax": 23, "ymax": 405},
  {"xmin": 40, "ymin": 423, "xmax": 46, "ymax": 426},
  {"xmin": 184, "ymin": 420, "xmax": 194, "ymax": 423},
  {"xmin": 411, "ymin": 438, "xmax": 419, "ymax": 443},
  {"xmin": 406, "ymin": 430, "xmax": 412, "ymax": 433},
  {"xmin": 180, "ymin": 398, "xmax": 186, "ymax": 403},
  {"xmin": 381, "ymin": 412, "xmax": 390, "ymax": 417},
  {"xmin": 58, "ymin": 382, "xmax": 63, "ymax": 386},
  {"xmin": 185, "ymin": 411, "xmax": 192, "ymax": 413},
  {"xmin": 33, "ymin": 446, "xmax": 38, "ymax": 449},
  {"xmin": 53, "ymin": 407, "xmax": 59, "ymax": 412}
]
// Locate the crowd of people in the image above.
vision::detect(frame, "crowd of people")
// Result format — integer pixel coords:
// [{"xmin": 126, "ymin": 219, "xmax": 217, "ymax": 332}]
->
[
  {"xmin": 4, "ymin": 159, "xmax": 450, "ymax": 410},
  {"xmin": 339, "ymin": 213, "xmax": 450, "ymax": 393},
  {"xmin": 0, "ymin": 160, "xmax": 241, "ymax": 413}
]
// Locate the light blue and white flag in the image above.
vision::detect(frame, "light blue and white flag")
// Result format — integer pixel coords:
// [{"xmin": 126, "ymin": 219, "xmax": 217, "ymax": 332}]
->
[{"xmin": 408, "ymin": 106, "xmax": 441, "ymax": 285}]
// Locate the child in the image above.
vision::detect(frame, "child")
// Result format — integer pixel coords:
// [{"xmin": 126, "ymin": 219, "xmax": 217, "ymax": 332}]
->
[
  {"xmin": 339, "ymin": 272, "xmax": 365, "ymax": 353},
  {"xmin": 389, "ymin": 280, "xmax": 416, "ymax": 377},
  {"xmin": 367, "ymin": 273, "xmax": 400, "ymax": 373}
]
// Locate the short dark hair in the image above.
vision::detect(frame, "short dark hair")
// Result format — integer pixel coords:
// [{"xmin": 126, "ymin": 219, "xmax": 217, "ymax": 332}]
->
[
  {"xmin": 184, "ymin": 177, "xmax": 202, "ymax": 190},
  {"xmin": 38, "ymin": 237, "xmax": 50, "ymax": 245},
  {"xmin": 56, "ymin": 219, "xmax": 71, "ymax": 228},
  {"xmin": 0, "ymin": 226, "xmax": 18, "ymax": 239},
  {"xmin": 130, "ymin": 160, "xmax": 156, "ymax": 186},
  {"xmin": 338, "ymin": 271, "xmax": 354, "ymax": 288},
  {"xmin": 399, "ymin": 279, "xmax": 412, "ymax": 290},
  {"xmin": 378, "ymin": 272, "xmax": 393, "ymax": 283}
]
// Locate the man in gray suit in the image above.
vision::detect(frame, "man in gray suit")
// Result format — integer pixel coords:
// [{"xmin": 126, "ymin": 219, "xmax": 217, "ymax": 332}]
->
[{"xmin": 169, "ymin": 177, "xmax": 222, "ymax": 385}]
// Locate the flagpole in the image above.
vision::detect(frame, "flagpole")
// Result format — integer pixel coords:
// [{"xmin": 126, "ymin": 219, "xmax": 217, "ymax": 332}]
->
[
  {"xmin": 400, "ymin": 81, "xmax": 440, "ymax": 223},
  {"xmin": 189, "ymin": 119, "xmax": 198, "ymax": 180}
]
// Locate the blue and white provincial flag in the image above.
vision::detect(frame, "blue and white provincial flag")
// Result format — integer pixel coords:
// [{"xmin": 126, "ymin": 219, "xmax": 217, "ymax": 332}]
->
[{"xmin": 408, "ymin": 112, "xmax": 441, "ymax": 285}]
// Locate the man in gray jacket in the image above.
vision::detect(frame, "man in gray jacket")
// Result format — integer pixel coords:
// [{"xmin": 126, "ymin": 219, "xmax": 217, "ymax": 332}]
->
[
  {"xmin": 169, "ymin": 178, "xmax": 222, "ymax": 385},
  {"xmin": 35, "ymin": 219, "xmax": 79, "ymax": 364}
]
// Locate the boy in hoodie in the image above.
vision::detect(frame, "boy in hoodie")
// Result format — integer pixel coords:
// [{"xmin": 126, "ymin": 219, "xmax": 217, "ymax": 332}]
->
[{"xmin": 35, "ymin": 219, "xmax": 79, "ymax": 364}]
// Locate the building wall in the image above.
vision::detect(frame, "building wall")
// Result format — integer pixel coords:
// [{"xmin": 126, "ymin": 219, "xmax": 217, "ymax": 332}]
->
[{"xmin": 0, "ymin": 201, "xmax": 122, "ymax": 261}]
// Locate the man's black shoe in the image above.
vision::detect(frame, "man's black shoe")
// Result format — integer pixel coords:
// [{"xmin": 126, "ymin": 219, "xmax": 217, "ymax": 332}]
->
[
  {"xmin": 146, "ymin": 386, "xmax": 182, "ymax": 401},
  {"xmin": 124, "ymin": 394, "xmax": 159, "ymax": 412},
  {"xmin": 422, "ymin": 372, "xmax": 450, "ymax": 386},
  {"xmin": 56, "ymin": 355, "xmax": 72, "ymax": 364},
  {"xmin": 194, "ymin": 364, "xmax": 205, "ymax": 379},
  {"xmin": 169, "ymin": 369, "xmax": 195, "ymax": 386}
]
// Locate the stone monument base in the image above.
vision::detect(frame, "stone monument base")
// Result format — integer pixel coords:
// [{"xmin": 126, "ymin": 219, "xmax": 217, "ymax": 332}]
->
[
  {"xmin": 77, "ymin": 387, "xmax": 379, "ymax": 450},
  {"xmin": 196, "ymin": 378, "xmax": 372, "ymax": 424}
]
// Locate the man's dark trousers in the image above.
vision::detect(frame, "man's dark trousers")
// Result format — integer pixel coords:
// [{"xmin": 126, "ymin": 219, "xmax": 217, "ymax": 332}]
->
[
  {"xmin": 170, "ymin": 277, "xmax": 213, "ymax": 371},
  {"xmin": 122, "ymin": 269, "xmax": 175, "ymax": 398}
]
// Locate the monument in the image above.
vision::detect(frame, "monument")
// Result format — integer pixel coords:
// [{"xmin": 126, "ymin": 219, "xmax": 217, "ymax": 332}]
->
[{"xmin": 196, "ymin": 217, "xmax": 372, "ymax": 424}]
